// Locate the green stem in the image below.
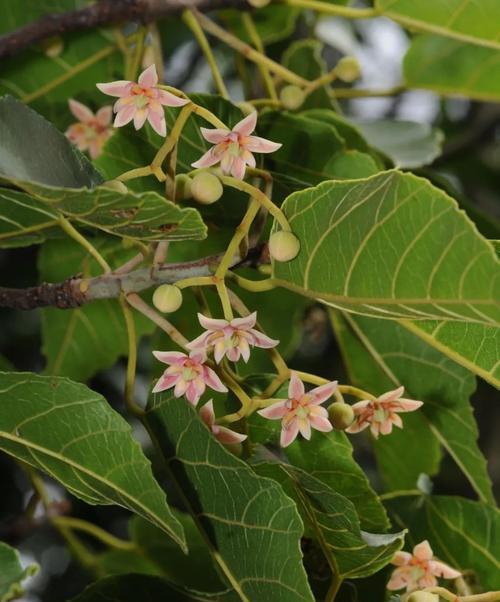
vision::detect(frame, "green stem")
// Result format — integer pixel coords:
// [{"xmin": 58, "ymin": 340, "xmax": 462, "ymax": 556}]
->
[
  {"xmin": 151, "ymin": 104, "xmax": 194, "ymax": 173},
  {"xmin": 127, "ymin": 26, "xmax": 146, "ymax": 80},
  {"xmin": 120, "ymin": 296, "xmax": 145, "ymax": 417},
  {"xmin": 183, "ymin": 9, "xmax": 230, "ymax": 99},
  {"xmin": 176, "ymin": 276, "xmax": 214, "ymax": 289},
  {"xmin": 115, "ymin": 165, "xmax": 154, "ymax": 182},
  {"xmin": 280, "ymin": 0, "xmax": 379, "ymax": 18},
  {"xmin": 52, "ymin": 517, "xmax": 135, "ymax": 551},
  {"xmin": 228, "ymin": 272, "xmax": 277, "ymax": 292},
  {"xmin": 58, "ymin": 217, "xmax": 111, "ymax": 273},
  {"xmin": 241, "ymin": 13, "xmax": 278, "ymax": 101},
  {"xmin": 325, "ymin": 572, "xmax": 342, "ymax": 602},
  {"xmin": 424, "ymin": 588, "xmax": 500, "ymax": 602},
  {"xmin": 331, "ymin": 85, "xmax": 406, "ymax": 98},
  {"xmin": 216, "ymin": 279, "xmax": 234, "ymax": 320}
]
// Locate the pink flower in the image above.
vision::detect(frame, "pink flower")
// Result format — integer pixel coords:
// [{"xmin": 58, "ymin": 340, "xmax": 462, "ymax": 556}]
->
[
  {"xmin": 199, "ymin": 400, "xmax": 247, "ymax": 445},
  {"xmin": 191, "ymin": 111, "xmax": 281, "ymax": 179},
  {"xmin": 152, "ymin": 350, "xmax": 227, "ymax": 406},
  {"xmin": 387, "ymin": 540, "xmax": 461, "ymax": 592},
  {"xmin": 96, "ymin": 64, "xmax": 189, "ymax": 137},
  {"xmin": 65, "ymin": 99, "xmax": 113, "ymax": 159},
  {"xmin": 258, "ymin": 372, "xmax": 336, "ymax": 447},
  {"xmin": 187, "ymin": 312, "xmax": 279, "ymax": 364},
  {"xmin": 345, "ymin": 386, "xmax": 423, "ymax": 439}
]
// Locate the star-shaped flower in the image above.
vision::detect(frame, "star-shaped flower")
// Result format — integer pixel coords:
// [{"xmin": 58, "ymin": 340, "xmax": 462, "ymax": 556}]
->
[
  {"xmin": 65, "ymin": 99, "xmax": 113, "ymax": 159},
  {"xmin": 199, "ymin": 400, "xmax": 247, "ymax": 445}
]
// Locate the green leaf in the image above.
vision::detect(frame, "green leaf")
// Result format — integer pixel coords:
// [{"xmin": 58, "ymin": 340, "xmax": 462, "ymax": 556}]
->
[
  {"xmin": 0, "ymin": 372, "xmax": 186, "ymax": 549},
  {"xmin": 0, "ymin": 95, "xmax": 102, "ymax": 188},
  {"xmin": 302, "ymin": 109, "xmax": 372, "ymax": 155},
  {"xmin": 272, "ymin": 170, "xmax": 500, "ymax": 325},
  {"xmin": 220, "ymin": 6, "xmax": 299, "ymax": 45},
  {"xmin": 404, "ymin": 35, "xmax": 500, "ymax": 102},
  {"xmin": 254, "ymin": 463, "xmax": 405, "ymax": 579},
  {"xmin": 0, "ymin": 542, "xmax": 38, "ymax": 602},
  {"xmin": 376, "ymin": 0, "xmax": 500, "ymax": 50},
  {"xmin": 286, "ymin": 430, "xmax": 390, "ymax": 532},
  {"xmin": 400, "ymin": 320, "xmax": 500, "ymax": 388},
  {"xmin": 331, "ymin": 311, "xmax": 494, "ymax": 504},
  {"xmin": 259, "ymin": 112, "xmax": 379, "ymax": 186},
  {"xmin": 352, "ymin": 120, "xmax": 443, "ymax": 169},
  {"xmin": 386, "ymin": 495, "xmax": 500, "ymax": 589},
  {"xmin": 145, "ymin": 396, "xmax": 315, "ymax": 602},
  {"xmin": 38, "ymin": 237, "xmax": 155, "ymax": 381}
]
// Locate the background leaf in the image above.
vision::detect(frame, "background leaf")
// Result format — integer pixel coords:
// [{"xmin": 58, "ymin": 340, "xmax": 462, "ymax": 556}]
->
[{"xmin": 0, "ymin": 542, "xmax": 38, "ymax": 602}]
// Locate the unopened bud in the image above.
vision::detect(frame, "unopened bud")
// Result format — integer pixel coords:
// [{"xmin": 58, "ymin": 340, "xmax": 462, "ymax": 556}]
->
[
  {"xmin": 280, "ymin": 85, "xmax": 305, "ymax": 110},
  {"xmin": 102, "ymin": 180, "xmax": 128, "ymax": 194},
  {"xmin": 328, "ymin": 402, "xmax": 355, "ymax": 430},
  {"xmin": 41, "ymin": 36, "xmax": 64, "ymax": 58},
  {"xmin": 175, "ymin": 174, "xmax": 193, "ymax": 201},
  {"xmin": 248, "ymin": 0, "xmax": 271, "ymax": 6},
  {"xmin": 191, "ymin": 172, "xmax": 223, "ymax": 205},
  {"xmin": 269, "ymin": 231, "xmax": 300, "ymax": 262},
  {"xmin": 152, "ymin": 284, "xmax": 183, "ymax": 313},
  {"xmin": 335, "ymin": 56, "xmax": 361, "ymax": 83},
  {"xmin": 141, "ymin": 46, "xmax": 156, "ymax": 70},
  {"xmin": 407, "ymin": 593, "xmax": 439, "ymax": 602},
  {"xmin": 237, "ymin": 101, "xmax": 257, "ymax": 117}
]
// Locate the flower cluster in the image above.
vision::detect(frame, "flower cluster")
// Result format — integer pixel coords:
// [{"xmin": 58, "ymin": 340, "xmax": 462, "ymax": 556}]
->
[
  {"xmin": 387, "ymin": 540, "xmax": 461, "ymax": 592},
  {"xmin": 65, "ymin": 99, "xmax": 113, "ymax": 159}
]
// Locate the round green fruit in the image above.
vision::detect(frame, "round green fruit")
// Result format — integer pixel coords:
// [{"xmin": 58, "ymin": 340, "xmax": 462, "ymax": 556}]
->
[
  {"xmin": 191, "ymin": 172, "xmax": 223, "ymax": 205},
  {"xmin": 152, "ymin": 285, "xmax": 183, "ymax": 313},
  {"xmin": 269, "ymin": 231, "xmax": 300, "ymax": 262}
]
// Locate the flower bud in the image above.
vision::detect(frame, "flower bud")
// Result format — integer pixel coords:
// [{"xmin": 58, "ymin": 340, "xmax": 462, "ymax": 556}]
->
[
  {"xmin": 152, "ymin": 284, "xmax": 183, "ymax": 313},
  {"xmin": 328, "ymin": 402, "xmax": 355, "ymax": 430},
  {"xmin": 141, "ymin": 45, "xmax": 156, "ymax": 70},
  {"xmin": 335, "ymin": 56, "xmax": 361, "ymax": 83},
  {"xmin": 191, "ymin": 172, "xmax": 223, "ymax": 205},
  {"xmin": 248, "ymin": 0, "xmax": 271, "ymax": 6},
  {"xmin": 175, "ymin": 174, "xmax": 193, "ymax": 201},
  {"xmin": 102, "ymin": 180, "xmax": 128, "ymax": 194},
  {"xmin": 407, "ymin": 593, "xmax": 439, "ymax": 602},
  {"xmin": 269, "ymin": 231, "xmax": 300, "ymax": 262},
  {"xmin": 237, "ymin": 101, "xmax": 257, "ymax": 117},
  {"xmin": 280, "ymin": 85, "xmax": 306, "ymax": 110}
]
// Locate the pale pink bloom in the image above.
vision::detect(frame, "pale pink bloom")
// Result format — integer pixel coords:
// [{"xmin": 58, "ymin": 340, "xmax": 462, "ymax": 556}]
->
[
  {"xmin": 345, "ymin": 386, "xmax": 423, "ymax": 439},
  {"xmin": 152, "ymin": 350, "xmax": 227, "ymax": 406},
  {"xmin": 65, "ymin": 99, "xmax": 113, "ymax": 159},
  {"xmin": 187, "ymin": 312, "xmax": 279, "ymax": 364},
  {"xmin": 96, "ymin": 64, "xmax": 189, "ymax": 137},
  {"xmin": 258, "ymin": 372, "xmax": 336, "ymax": 447},
  {"xmin": 387, "ymin": 540, "xmax": 461, "ymax": 592},
  {"xmin": 199, "ymin": 400, "xmax": 247, "ymax": 445},
  {"xmin": 191, "ymin": 111, "xmax": 281, "ymax": 179}
]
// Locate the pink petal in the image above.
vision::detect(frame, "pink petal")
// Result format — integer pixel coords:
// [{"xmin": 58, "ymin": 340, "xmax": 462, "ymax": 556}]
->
[
  {"xmin": 203, "ymin": 367, "xmax": 228, "ymax": 393},
  {"xmin": 68, "ymin": 99, "xmax": 94, "ymax": 123},
  {"xmin": 147, "ymin": 110, "xmax": 167, "ymax": 136},
  {"xmin": 199, "ymin": 399, "xmax": 215, "ymax": 427},
  {"xmin": 281, "ymin": 419, "xmax": 299, "ymax": 448},
  {"xmin": 249, "ymin": 330, "xmax": 279, "ymax": 349},
  {"xmin": 191, "ymin": 148, "xmax": 221, "ymax": 169},
  {"xmin": 138, "ymin": 64, "xmax": 158, "ymax": 88},
  {"xmin": 185, "ymin": 381, "xmax": 203, "ymax": 405},
  {"xmin": 152, "ymin": 351, "xmax": 187, "ymax": 365},
  {"xmin": 96, "ymin": 105, "xmax": 113, "ymax": 126},
  {"xmin": 309, "ymin": 414, "xmax": 333, "ymax": 433},
  {"xmin": 309, "ymin": 380, "xmax": 338, "ymax": 405},
  {"xmin": 198, "ymin": 313, "xmax": 228, "ymax": 331},
  {"xmin": 379, "ymin": 386, "xmax": 405, "ymax": 403},
  {"xmin": 215, "ymin": 426, "xmax": 247, "ymax": 445},
  {"xmin": 226, "ymin": 345, "xmax": 241, "ymax": 362},
  {"xmin": 186, "ymin": 331, "xmax": 212, "ymax": 352},
  {"xmin": 174, "ymin": 379, "xmax": 188, "ymax": 398},
  {"xmin": 200, "ymin": 127, "xmax": 230, "ymax": 144},
  {"xmin": 231, "ymin": 312, "xmax": 257, "ymax": 330},
  {"xmin": 413, "ymin": 540, "xmax": 433, "ymax": 562},
  {"xmin": 114, "ymin": 105, "xmax": 136, "ymax": 127},
  {"xmin": 88, "ymin": 140, "xmax": 101, "ymax": 160},
  {"xmin": 213, "ymin": 340, "xmax": 227, "ymax": 364},
  {"xmin": 370, "ymin": 421, "xmax": 381, "ymax": 439},
  {"xmin": 189, "ymin": 349, "xmax": 207, "ymax": 364},
  {"xmin": 134, "ymin": 108, "xmax": 148, "ymax": 130},
  {"xmin": 258, "ymin": 401, "xmax": 289, "ymax": 420},
  {"xmin": 391, "ymin": 413, "xmax": 403, "ymax": 429},
  {"xmin": 288, "ymin": 372, "xmax": 305, "ymax": 400},
  {"xmin": 379, "ymin": 419, "xmax": 393, "ymax": 436},
  {"xmin": 391, "ymin": 551, "xmax": 412, "ymax": 567},
  {"xmin": 152, "ymin": 373, "xmax": 178, "ymax": 394},
  {"xmin": 386, "ymin": 568, "xmax": 411, "ymax": 591},
  {"xmin": 238, "ymin": 337, "xmax": 251, "ymax": 363},
  {"xmin": 298, "ymin": 418, "xmax": 311, "ymax": 440},
  {"xmin": 429, "ymin": 560, "xmax": 461, "ymax": 579},
  {"xmin": 350, "ymin": 399, "xmax": 372, "ymax": 413},
  {"xmin": 242, "ymin": 149, "xmax": 256, "ymax": 168},
  {"xmin": 345, "ymin": 418, "xmax": 370, "ymax": 434},
  {"xmin": 233, "ymin": 111, "xmax": 257, "ymax": 136},
  {"xmin": 97, "ymin": 80, "xmax": 132, "ymax": 97},
  {"xmin": 231, "ymin": 156, "xmax": 246, "ymax": 180},
  {"xmin": 220, "ymin": 152, "xmax": 234, "ymax": 175},
  {"xmin": 157, "ymin": 89, "xmax": 190, "ymax": 107},
  {"xmin": 417, "ymin": 574, "xmax": 437, "ymax": 589},
  {"xmin": 244, "ymin": 135, "xmax": 282, "ymax": 154},
  {"xmin": 394, "ymin": 398, "xmax": 424, "ymax": 412}
]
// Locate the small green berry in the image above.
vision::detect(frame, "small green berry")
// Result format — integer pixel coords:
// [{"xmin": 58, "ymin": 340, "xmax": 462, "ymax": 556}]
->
[
  {"xmin": 175, "ymin": 174, "xmax": 193, "ymax": 201},
  {"xmin": 102, "ymin": 180, "xmax": 128, "ymax": 194},
  {"xmin": 407, "ymin": 593, "xmax": 439, "ymax": 602},
  {"xmin": 280, "ymin": 85, "xmax": 306, "ymax": 110},
  {"xmin": 191, "ymin": 172, "xmax": 223, "ymax": 205},
  {"xmin": 328, "ymin": 403, "xmax": 355, "ymax": 430},
  {"xmin": 248, "ymin": 0, "xmax": 271, "ymax": 6},
  {"xmin": 152, "ymin": 284, "xmax": 183, "ymax": 313},
  {"xmin": 335, "ymin": 56, "xmax": 361, "ymax": 83},
  {"xmin": 269, "ymin": 231, "xmax": 300, "ymax": 262}
]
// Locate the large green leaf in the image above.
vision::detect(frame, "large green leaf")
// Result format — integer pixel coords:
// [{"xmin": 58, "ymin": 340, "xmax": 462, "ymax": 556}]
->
[
  {"xmin": 0, "ymin": 95, "xmax": 102, "ymax": 188},
  {"xmin": 376, "ymin": 0, "xmax": 500, "ymax": 50},
  {"xmin": 272, "ymin": 170, "xmax": 500, "ymax": 325},
  {"xmin": 38, "ymin": 237, "xmax": 154, "ymax": 381},
  {"xmin": 221, "ymin": 6, "xmax": 299, "ymax": 45},
  {"xmin": 386, "ymin": 495, "xmax": 500, "ymax": 589},
  {"xmin": 401, "ymin": 320, "xmax": 500, "ymax": 388},
  {"xmin": 255, "ymin": 463, "xmax": 404, "ymax": 579},
  {"xmin": 0, "ymin": 542, "xmax": 38, "ymax": 602},
  {"xmin": 286, "ymin": 430, "xmax": 389, "ymax": 532},
  {"xmin": 404, "ymin": 35, "xmax": 500, "ymax": 102},
  {"xmin": 146, "ymin": 396, "xmax": 315, "ymax": 602},
  {"xmin": 331, "ymin": 311, "xmax": 494, "ymax": 504},
  {"xmin": 0, "ymin": 372, "xmax": 186, "ymax": 549}
]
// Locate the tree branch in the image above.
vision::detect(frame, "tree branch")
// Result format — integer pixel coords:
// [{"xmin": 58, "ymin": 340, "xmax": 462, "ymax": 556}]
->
[
  {"xmin": 0, "ymin": 244, "xmax": 269, "ymax": 311},
  {"xmin": 0, "ymin": 0, "xmax": 250, "ymax": 60}
]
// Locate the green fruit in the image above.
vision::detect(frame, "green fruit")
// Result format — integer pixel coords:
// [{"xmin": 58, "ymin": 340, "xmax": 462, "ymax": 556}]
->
[
  {"xmin": 102, "ymin": 180, "xmax": 128, "ymax": 194},
  {"xmin": 175, "ymin": 174, "xmax": 193, "ymax": 201},
  {"xmin": 335, "ymin": 56, "xmax": 361, "ymax": 83},
  {"xmin": 248, "ymin": 0, "xmax": 271, "ymax": 6},
  {"xmin": 279, "ymin": 85, "xmax": 306, "ymax": 110},
  {"xmin": 269, "ymin": 231, "xmax": 300, "ymax": 262},
  {"xmin": 191, "ymin": 172, "xmax": 223, "ymax": 205},
  {"xmin": 152, "ymin": 285, "xmax": 183, "ymax": 313},
  {"xmin": 328, "ymin": 403, "xmax": 355, "ymax": 430}
]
